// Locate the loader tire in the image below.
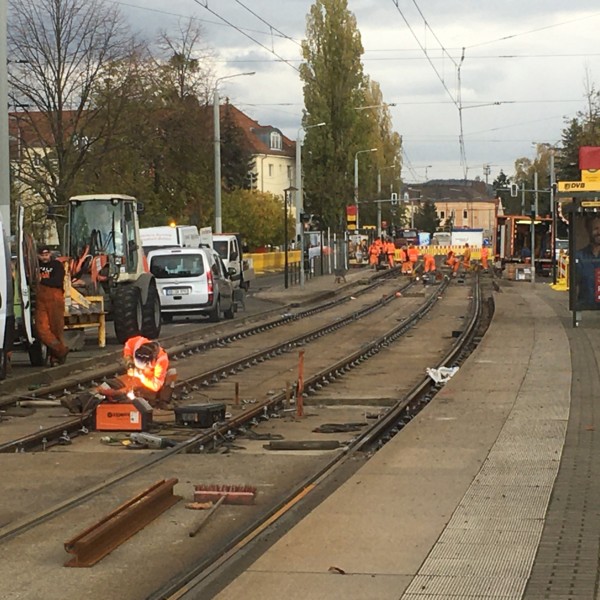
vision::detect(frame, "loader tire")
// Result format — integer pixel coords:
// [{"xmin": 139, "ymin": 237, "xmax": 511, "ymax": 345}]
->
[
  {"xmin": 141, "ymin": 281, "xmax": 161, "ymax": 340},
  {"xmin": 113, "ymin": 285, "xmax": 142, "ymax": 344}
]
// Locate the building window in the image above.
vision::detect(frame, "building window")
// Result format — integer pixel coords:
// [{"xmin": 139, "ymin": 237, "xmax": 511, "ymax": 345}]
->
[
  {"xmin": 463, "ymin": 209, "xmax": 468, "ymax": 220},
  {"xmin": 268, "ymin": 163, "xmax": 274, "ymax": 177},
  {"xmin": 270, "ymin": 131, "xmax": 282, "ymax": 150},
  {"xmin": 287, "ymin": 165, "xmax": 293, "ymax": 182},
  {"xmin": 439, "ymin": 210, "xmax": 445, "ymax": 220}
]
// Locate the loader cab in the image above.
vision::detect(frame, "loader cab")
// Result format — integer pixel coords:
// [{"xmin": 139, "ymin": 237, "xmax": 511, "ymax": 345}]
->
[{"xmin": 68, "ymin": 195, "xmax": 143, "ymax": 280}]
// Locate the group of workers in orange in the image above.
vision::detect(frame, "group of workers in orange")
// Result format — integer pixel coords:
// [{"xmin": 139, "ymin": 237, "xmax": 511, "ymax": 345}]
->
[
  {"xmin": 367, "ymin": 237, "xmax": 491, "ymax": 278},
  {"xmin": 368, "ymin": 237, "xmax": 396, "ymax": 268}
]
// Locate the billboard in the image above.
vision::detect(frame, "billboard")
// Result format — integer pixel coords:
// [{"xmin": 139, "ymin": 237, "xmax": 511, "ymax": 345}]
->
[{"xmin": 571, "ymin": 212, "xmax": 600, "ymax": 311}]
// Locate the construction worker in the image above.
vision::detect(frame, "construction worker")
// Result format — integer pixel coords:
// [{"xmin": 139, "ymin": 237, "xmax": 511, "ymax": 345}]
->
[
  {"xmin": 399, "ymin": 246, "xmax": 411, "ymax": 274},
  {"xmin": 407, "ymin": 244, "xmax": 419, "ymax": 269},
  {"xmin": 423, "ymin": 251, "xmax": 436, "ymax": 273},
  {"xmin": 36, "ymin": 246, "xmax": 69, "ymax": 366},
  {"xmin": 481, "ymin": 243, "xmax": 489, "ymax": 271},
  {"xmin": 445, "ymin": 249, "xmax": 460, "ymax": 277},
  {"xmin": 369, "ymin": 240, "xmax": 380, "ymax": 269},
  {"xmin": 462, "ymin": 243, "xmax": 472, "ymax": 271},
  {"xmin": 386, "ymin": 238, "xmax": 396, "ymax": 267},
  {"xmin": 98, "ymin": 336, "xmax": 176, "ymax": 406}
]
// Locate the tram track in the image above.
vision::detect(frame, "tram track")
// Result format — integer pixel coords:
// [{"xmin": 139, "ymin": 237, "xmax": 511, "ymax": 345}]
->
[
  {"xmin": 0, "ymin": 270, "xmax": 413, "ymax": 453},
  {"xmin": 152, "ymin": 274, "xmax": 484, "ymax": 599},
  {"xmin": 0, "ymin": 273, "xmax": 488, "ymax": 600}
]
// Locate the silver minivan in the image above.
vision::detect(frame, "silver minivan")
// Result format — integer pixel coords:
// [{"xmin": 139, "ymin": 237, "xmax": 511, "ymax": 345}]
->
[{"xmin": 148, "ymin": 247, "xmax": 236, "ymax": 322}]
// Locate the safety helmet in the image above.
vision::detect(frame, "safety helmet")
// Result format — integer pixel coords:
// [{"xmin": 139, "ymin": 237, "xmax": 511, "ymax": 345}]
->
[{"xmin": 134, "ymin": 342, "xmax": 159, "ymax": 369}]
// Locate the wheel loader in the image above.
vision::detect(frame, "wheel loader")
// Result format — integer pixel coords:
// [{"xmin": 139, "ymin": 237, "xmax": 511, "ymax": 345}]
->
[{"xmin": 67, "ymin": 194, "xmax": 161, "ymax": 344}]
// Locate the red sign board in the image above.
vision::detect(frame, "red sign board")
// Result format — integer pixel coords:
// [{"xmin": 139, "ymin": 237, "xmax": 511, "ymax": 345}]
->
[{"xmin": 580, "ymin": 146, "xmax": 600, "ymax": 170}]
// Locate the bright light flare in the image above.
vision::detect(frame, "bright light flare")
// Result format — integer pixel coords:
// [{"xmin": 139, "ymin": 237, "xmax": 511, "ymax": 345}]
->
[{"xmin": 127, "ymin": 390, "xmax": 135, "ymax": 400}]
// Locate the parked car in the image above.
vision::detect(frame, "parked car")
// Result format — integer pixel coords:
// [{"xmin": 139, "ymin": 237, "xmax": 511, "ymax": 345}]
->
[{"xmin": 147, "ymin": 247, "xmax": 236, "ymax": 322}]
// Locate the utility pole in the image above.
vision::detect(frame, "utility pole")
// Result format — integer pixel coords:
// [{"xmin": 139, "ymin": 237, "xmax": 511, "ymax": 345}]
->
[
  {"xmin": 530, "ymin": 172, "xmax": 539, "ymax": 285},
  {"xmin": 0, "ymin": 0, "xmax": 10, "ymax": 232},
  {"xmin": 550, "ymin": 151, "xmax": 557, "ymax": 284}
]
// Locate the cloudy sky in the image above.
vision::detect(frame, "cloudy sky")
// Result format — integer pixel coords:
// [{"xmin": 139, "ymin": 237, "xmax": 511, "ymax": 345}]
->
[{"xmin": 117, "ymin": 0, "xmax": 600, "ymax": 184}]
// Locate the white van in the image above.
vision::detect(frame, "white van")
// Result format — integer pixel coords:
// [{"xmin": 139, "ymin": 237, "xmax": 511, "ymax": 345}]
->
[
  {"xmin": 140, "ymin": 226, "xmax": 200, "ymax": 253},
  {"xmin": 147, "ymin": 247, "xmax": 236, "ymax": 322}
]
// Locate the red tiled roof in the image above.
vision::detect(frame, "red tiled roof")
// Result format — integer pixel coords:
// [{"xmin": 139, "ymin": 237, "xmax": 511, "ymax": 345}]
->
[
  {"xmin": 221, "ymin": 103, "xmax": 295, "ymax": 158},
  {"xmin": 9, "ymin": 104, "xmax": 295, "ymax": 159}
]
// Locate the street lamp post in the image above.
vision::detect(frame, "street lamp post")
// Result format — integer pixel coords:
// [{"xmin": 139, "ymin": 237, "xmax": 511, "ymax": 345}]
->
[
  {"xmin": 213, "ymin": 71, "xmax": 255, "ymax": 234},
  {"xmin": 295, "ymin": 122, "xmax": 325, "ymax": 288},
  {"xmin": 283, "ymin": 186, "xmax": 298, "ymax": 289},
  {"xmin": 354, "ymin": 148, "xmax": 377, "ymax": 231}
]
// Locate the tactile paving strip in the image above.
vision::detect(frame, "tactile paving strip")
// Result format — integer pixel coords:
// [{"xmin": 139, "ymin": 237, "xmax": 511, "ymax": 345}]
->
[
  {"xmin": 522, "ymin": 326, "xmax": 600, "ymax": 599},
  {"xmin": 402, "ymin": 295, "xmax": 570, "ymax": 599}
]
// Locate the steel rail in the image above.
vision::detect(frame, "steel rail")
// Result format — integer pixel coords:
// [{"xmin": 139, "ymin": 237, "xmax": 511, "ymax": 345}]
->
[
  {"xmin": 0, "ymin": 277, "xmax": 415, "ymax": 454},
  {"xmin": 0, "ymin": 268, "xmax": 397, "ymax": 409},
  {"xmin": 150, "ymin": 275, "xmax": 483, "ymax": 600},
  {"xmin": 0, "ymin": 276, "xmax": 448, "ymax": 545}
]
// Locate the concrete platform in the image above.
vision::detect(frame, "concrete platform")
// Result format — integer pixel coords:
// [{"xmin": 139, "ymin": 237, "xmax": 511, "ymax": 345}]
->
[{"xmin": 215, "ymin": 279, "xmax": 599, "ymax": 600}]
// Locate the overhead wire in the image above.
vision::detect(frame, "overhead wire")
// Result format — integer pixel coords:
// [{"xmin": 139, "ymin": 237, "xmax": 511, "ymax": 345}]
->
[
  {"xmin": 191, "ymin": 0, "xmax": 300, "ymax": 72},
  {"xmin": 389, "ymin": 0, "xmax": 458, "ymax": 108},
  {"xmin": 466, "ymin": 10, "xmax": 600, "ymax": 49},
  {"xmin": 231, "ymin": 0, "xmax": 302, "ymax": 47},
  {"xmin": 409, "ymin": 0, "xmax": 457, "ymax": 67}
]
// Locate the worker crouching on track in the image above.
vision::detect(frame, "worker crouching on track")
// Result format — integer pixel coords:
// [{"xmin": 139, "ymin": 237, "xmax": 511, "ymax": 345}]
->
[
  {"xmin": 445, "ymin": 250, "xmax": 460, "ymax": 277},
  {"xmin": 36, "ymin": 246, "xmax": 69, "ymax": 366},
  {"xmin": 99, "ymin": 336, "xmax": 177, "ymax": 407}
]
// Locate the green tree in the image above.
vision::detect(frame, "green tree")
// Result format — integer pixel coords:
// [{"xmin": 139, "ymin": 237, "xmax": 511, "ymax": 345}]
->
[
  {"xmin": 75, "ymin": 20, "xmax": 216, "ymax": 227},
  {"xmin": 300, "ymin": 0, "xmax": 368, "ymax": 231},
  {"xmin": 413, "ymin": 199, "xmax": 440, "ymax": 234},
  {"xmin": 221, "ymin": 189, "xmax": 289, "ymax": 250},
  {"xmin": 8, "ymin": 0, "xmax": 135, "ymax": 241},
  {"xmin": 220, "ymin": 101, "xmax": 254, "ymax": 192}
]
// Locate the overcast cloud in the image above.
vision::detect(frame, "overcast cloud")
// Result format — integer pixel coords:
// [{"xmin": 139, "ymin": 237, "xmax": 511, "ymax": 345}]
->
[{"xmin": 117, "ymin": 0, "xmax": 600, "ymax": 183}]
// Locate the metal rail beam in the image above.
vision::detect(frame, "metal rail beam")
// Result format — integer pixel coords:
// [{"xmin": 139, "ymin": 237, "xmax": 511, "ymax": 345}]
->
[{"xmin": 64, "ymin": 478, "xmax": 181, "ymax": 567}]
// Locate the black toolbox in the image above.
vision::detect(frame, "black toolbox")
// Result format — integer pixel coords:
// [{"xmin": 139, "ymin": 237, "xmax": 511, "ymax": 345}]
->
[{"xmin": 174, "ymin": 403, "xmax": 226, "ymax": 428}]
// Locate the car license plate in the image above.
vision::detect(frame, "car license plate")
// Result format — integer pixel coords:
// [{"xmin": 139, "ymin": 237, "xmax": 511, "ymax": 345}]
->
[{"xmin": 166, "ymin": 288, "xmax": 190, "ymax": 296}]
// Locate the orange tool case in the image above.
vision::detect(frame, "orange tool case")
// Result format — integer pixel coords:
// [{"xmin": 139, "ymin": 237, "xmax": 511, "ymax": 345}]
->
[{"xmin": 94, "ymin": 398, "xmax": 153, "ymax": 431}]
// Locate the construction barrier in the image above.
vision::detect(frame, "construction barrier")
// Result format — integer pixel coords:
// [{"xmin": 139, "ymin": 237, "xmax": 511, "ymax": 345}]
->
[
  {"xmin": 248, "ymin": 246, "xmax": 483, "ymax": 274},
  {"xmin": 423, "ymin": 245, "xmax": 482, "ymax": 260},
  {"xmin": 551, "ymin": 253, "xmax": 569, "ymax": 291},
  {"xmin": 248, "ymin": 251, "xmax": 301, "ymax": 274}
]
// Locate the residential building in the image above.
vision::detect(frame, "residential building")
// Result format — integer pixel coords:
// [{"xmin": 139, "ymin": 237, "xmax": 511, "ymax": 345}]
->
[
  {"xmin": 222, "ymin": 104, "xmax": 295, "ymax": 199},
  {"xmin": 403, "ymin": 180, "xmax": 500, "ymax": 239}
]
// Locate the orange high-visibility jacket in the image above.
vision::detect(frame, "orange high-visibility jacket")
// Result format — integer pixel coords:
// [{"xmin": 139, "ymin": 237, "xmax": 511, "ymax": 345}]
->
[
  {"xmin": 123, "ymin": 335, "xmax": 169, "ymax": 392},
  {"xmin": 407, "ymin": 246, "xmax": 419, "ymax": 263}
]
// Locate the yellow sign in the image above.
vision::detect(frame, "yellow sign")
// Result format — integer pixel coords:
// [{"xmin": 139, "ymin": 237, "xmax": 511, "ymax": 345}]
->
[
  {"xmin": 581, "ymin": 201, "xmax": 600, "ymax": 207},
  {"xmin": 582, "ymin": 169, "xmax": 600, "ymax": 184},
  {"xmin": 558, "ymin": 180, "xmax": 600, "ymax": 192}
]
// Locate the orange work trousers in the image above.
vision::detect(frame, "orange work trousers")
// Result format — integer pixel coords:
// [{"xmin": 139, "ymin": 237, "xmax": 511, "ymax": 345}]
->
[
  {"xmin": 424, "ymin": 255, "xmax": 436, "ymax": 272},
  {"xmin": 35, "ymin": 285, "xmax": 68, "ymax": 359},
  {"xmin": 98, "ymin": 370, "xmax": 177, "ymax": 406}
]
